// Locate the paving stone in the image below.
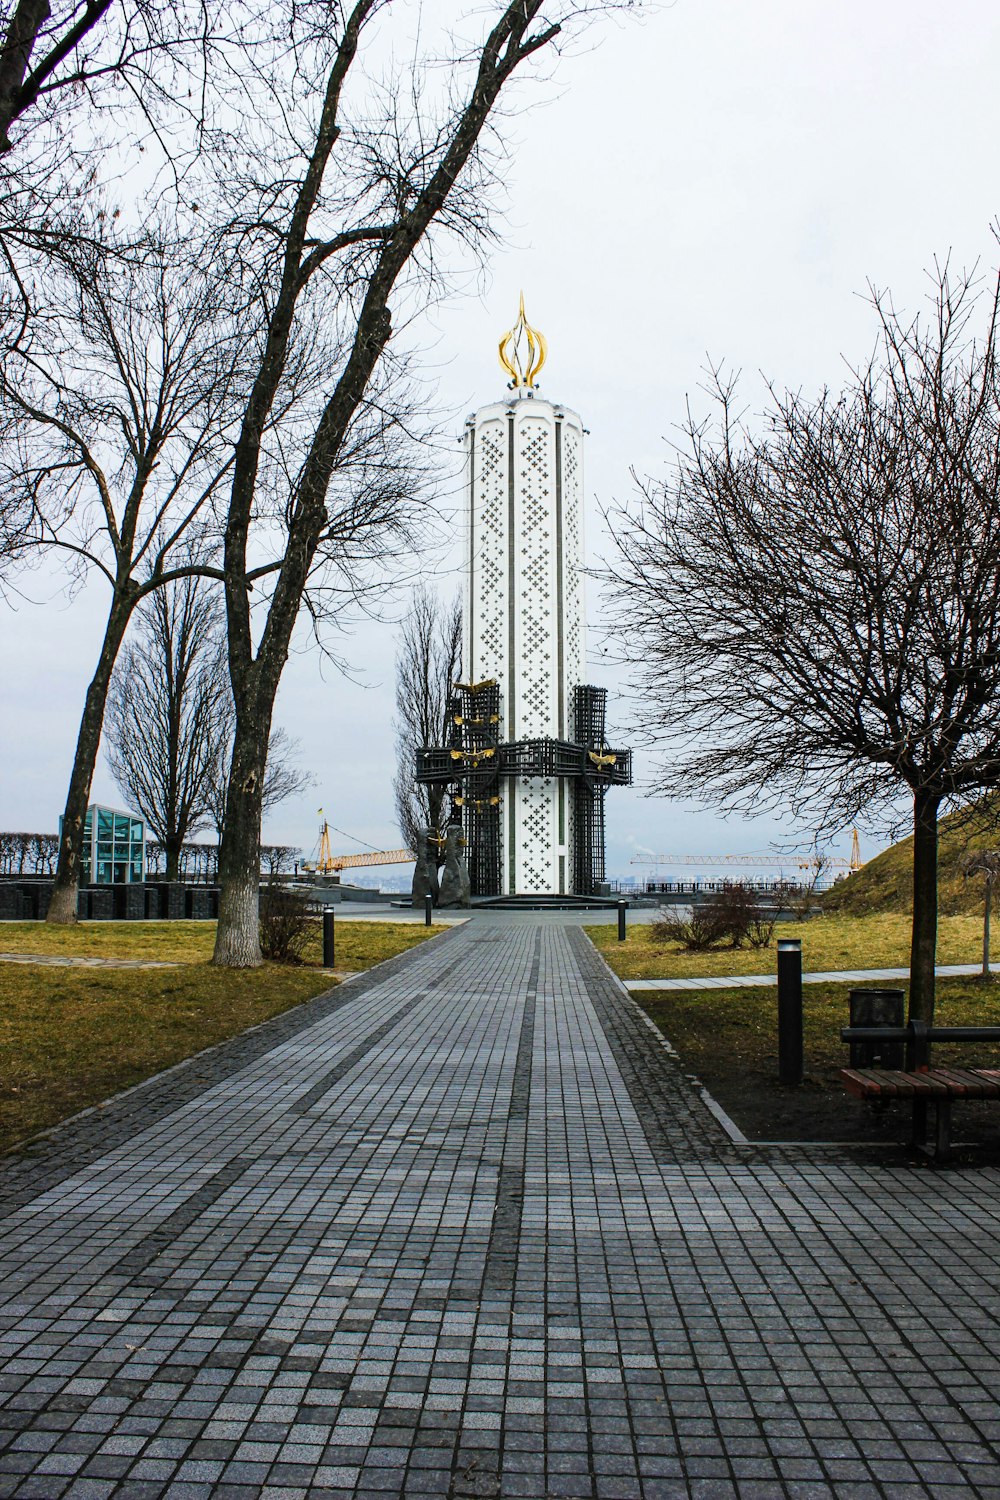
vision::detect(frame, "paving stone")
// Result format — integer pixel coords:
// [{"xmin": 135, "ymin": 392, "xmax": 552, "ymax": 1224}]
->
[{"xmin": 2, "ymin": 917, "xmax": 1000, "ymax": 1497}]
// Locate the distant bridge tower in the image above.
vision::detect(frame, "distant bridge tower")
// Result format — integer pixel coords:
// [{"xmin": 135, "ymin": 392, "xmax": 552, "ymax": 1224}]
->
[{"xmin": 416, "ymin": 297, "xmax": 631, "ymax": 896}]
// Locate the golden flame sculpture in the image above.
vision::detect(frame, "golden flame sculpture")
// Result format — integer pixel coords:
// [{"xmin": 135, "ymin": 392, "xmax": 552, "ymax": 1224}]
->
[{"xmin": 498, "ymin": 293, "xmax": 547, "ymax": 390}]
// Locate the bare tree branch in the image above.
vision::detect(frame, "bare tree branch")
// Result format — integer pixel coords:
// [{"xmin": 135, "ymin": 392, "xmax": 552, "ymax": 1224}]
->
[{"xmin": 601, "ymin": 263, "xmax": 1000, "ymax": 1024}]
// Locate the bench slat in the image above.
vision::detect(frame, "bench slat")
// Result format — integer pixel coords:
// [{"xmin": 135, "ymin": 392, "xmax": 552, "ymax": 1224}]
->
[
  {"xmin": 931, "ymin": 1066, "xmax": 1000, "ymax": 1099},
  {"xmin": 907, "ymin": 1070, "xmax": 959, "ymax": 1098},
  {"xmin": 837, "ymin": 1067, "xmax": 992, "ymax": 1100},
  {"xmin": 840, "ymin": 1068, "xmax": 894, "ymax": 1099},
  {"xmin": 860, "ymin": 1069, "xmax": 948, "ymax": 1098}
]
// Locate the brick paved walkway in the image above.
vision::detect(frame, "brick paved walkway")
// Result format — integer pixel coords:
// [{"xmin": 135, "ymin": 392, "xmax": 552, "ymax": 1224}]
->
[{"xmin": 2, "ymin": 920, "xmax": 1000, "ymax": 1499}]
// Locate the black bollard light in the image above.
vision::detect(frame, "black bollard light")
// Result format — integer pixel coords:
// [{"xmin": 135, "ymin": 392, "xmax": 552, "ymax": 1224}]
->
[
  {"xmin": 777, "ymin": 937, "xmax": 803, "ymax": 1085},
  {"xmin": 424, "ymin": 892, "xmax": 433, "ymax": 926},
  {"xmin": 323, "ymin": 908, "xmax": 335, "ymax": 968},
  {"xmin": 617, "ymin": 899, "xmax": 627, "ymax": 942}
]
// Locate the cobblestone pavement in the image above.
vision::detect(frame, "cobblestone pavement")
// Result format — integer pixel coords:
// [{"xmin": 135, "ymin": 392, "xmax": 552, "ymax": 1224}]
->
[{"xmin": 2, "ymin": 921, "xmax": 1000, "ymax": 1499}]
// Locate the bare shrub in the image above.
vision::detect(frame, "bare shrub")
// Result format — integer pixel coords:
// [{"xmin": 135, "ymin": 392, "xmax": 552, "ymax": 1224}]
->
[
  {"xmin": 650, "ymin": 903, "xmax": 731, "ymax": 951},
  {"xmin": 745, "ymin": 908, "xmax": 778, "ymax": 949},
  {"xmin": 650, "ymin": 883, "xmax": 777, "ymax": 950},
  {"xmin": 786, "ymin": 857, "xmax": 830, "ymax": 921},
  {"xmin": 258, "ymin": 883, "xmax": 313, "ymax": 965},
  {"xmin": 711, "ymin": 884, "xmax": 777, "ymax": 948},
  {"xmin": 711, "ymin": 885, "xmax": 754, "ymax": 947}
]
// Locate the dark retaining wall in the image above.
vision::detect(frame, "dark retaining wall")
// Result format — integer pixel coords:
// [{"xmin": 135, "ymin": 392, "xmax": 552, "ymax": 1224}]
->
[{"xmin": 0, "ymin": 881, "xmax": 220, "ymax": 920}]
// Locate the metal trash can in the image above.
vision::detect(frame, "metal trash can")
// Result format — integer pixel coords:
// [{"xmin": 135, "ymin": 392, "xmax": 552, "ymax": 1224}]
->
[{"xmin": 848, "ymin": 987, "xmax": 905, "ymax": 1069}]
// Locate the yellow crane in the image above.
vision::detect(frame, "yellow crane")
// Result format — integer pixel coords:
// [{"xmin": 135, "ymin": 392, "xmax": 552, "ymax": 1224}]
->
[
  {"xmin": 302, "ymin": 815, "xmax": 414, "ymax": 875},
  {"xmin": 320, "ymin": 848, "xmax": 415, "ymax": 873}
]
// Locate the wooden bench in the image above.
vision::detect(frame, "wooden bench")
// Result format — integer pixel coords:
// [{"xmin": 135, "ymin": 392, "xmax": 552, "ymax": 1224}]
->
[
  {"xmin": 839, "ymin": 1065, "xmax": 1000, "ymax": 1160},
  {"xmin": 839, "ymin": 1021, "xmax": 1000, "ymax": 1161}
]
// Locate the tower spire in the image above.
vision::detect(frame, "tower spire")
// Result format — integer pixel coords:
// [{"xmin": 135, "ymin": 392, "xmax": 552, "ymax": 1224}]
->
[{"xmin": 498, "ymin": 292, "xmax": 547, "ymax": 392}]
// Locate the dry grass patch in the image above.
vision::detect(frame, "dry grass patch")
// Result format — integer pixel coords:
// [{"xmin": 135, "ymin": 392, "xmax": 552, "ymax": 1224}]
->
[
  {"xmin": 0, "ymin": 919, "xmax": 442, "ymax": 1153},
  {"xmin": 0, "ymin": 920, "xmax": 215, "ymax": 962},
  {"xmin": 588, "ymin": 911, "xmax": 999, "ymax": 982}
]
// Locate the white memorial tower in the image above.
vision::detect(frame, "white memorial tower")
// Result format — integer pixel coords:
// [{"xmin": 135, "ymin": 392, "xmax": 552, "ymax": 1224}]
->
[{"xmin": 416, "ymin": 298, "xmax": 630, "ymax": 899}]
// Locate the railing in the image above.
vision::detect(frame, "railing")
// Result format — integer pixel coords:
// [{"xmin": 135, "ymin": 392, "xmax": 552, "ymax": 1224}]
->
[
  {"xmin": 841, "ymin": 1019, "xmax": 1000, "ymax": 1070},
  {"xmin": 416, "ymin": 739, "xmax": 632, "ymax": 785},
  {"xmin": 643, "ymin": 878, "xmax": 818, "ymax": 896}
]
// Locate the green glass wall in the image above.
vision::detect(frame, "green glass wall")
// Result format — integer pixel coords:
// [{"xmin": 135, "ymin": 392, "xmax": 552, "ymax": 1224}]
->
[{"xmin": 66, "ymin": 805, "xmax": 146, "ymax": 883}]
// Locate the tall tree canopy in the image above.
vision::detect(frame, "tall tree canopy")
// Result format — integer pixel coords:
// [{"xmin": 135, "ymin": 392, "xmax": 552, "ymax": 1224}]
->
[
  {"xmin": 0, "ymin": 0, "xmax": 641, "ymax": 959},
  {"xmin": 603, "ymin": 266, "xmax": 1000, "ymax": 1023}
]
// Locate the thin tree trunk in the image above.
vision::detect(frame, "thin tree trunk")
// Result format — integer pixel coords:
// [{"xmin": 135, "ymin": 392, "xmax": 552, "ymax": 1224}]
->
[
  {"xmin": 164, "ymin": 835, "xmax": 183, "ymax": 885},
  {"xmin": 47, "ymin": 592, "xmax": 134, "ymax": 923},
  {"xmin": 212, "ymin": 700, "xmax": 271, "ymax": 967},
  {"xmin": 984, "ymin": 874, "xmax": 993, "ymax": 979},
  {"xmin": 908, "ymin": 788, "xmax": 941, "ymax": 1026}
]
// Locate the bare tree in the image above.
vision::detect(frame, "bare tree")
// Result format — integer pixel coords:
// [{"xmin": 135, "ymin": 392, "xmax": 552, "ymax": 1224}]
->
[
  {"xmin": 0, "ymin": 485, "xmax": 34, "ymax": 588},
  {"xmin": 104, "ymin": 575, "xmax": 312, "ymax": 880},
  {"xmin": 602, "ymin": 264, "xmax": 1000, "ymax": 1025},
  {"xmin": 0, "ymin": 0, "xmax": 215, "ymax": 155},
  {"xmin": 145, "ymin": 839, "xmax": 217, "ymax": 883},
  {"xmin": 394, "ymin": 588, "xmax": 462, "ymax": 855},
  {"xmin": 0, "ymin": 1, "xmax": 248, "ymax": 368},
  {"xmin": 0, "ymin": 226, "xmax": 244, "ymax": 921},
  {"xmin": 206, "ymin": 726, "xmax": 313, "ymax": 854},
  {"xmin": 260, "ymin": 845, "xmax": 303, "ymax": 879},
  {"xmin": 201, "ymin": 0, "xmax": 632, "ymax": 967},
  {"xmin": 787, "ymin": 853, "xmax": 832, "ymax": 922},
  {"xmin": 961, "ymin": 849, "xmax": 1000, "ymax": 981},
  {"xmin": 104, "ymin": 578, "xmax": 230, "ymax": 882},
  {"xmin": 0, "ymin": 830, "xmax": 57, "ymax": 874}
]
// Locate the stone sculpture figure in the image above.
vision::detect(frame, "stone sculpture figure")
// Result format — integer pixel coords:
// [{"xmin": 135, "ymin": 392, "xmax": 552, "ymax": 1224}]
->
[
  {"xmin": 411, "ymin": 828, "xmax": 439, "ymax": 907},
  {"xmin": 438, "ymin": 823, "xmax": 471, "ymax": 908}
]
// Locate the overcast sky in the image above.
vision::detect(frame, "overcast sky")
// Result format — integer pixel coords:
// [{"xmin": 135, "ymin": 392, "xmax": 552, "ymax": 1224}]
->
[{"xmin": 3, "ymin": 0, "xmax": 999, "ymax": 881}]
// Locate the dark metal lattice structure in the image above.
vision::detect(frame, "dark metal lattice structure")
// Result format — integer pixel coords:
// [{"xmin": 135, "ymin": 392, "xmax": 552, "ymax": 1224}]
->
[
  {"xmin": 414, "ymin": 680, "xmax": 631, "ymax": 896},
  {"xmin": 573, "ymin": 781, "xmax": 607, "ymax": 895},
  {"xmin": 573, "ymin": 683, "xmax": 606, "ymax": 748},
  {"xmin": 572, "ymin": 686, "xmax": 612, "ymax": 894},
  {"xmin": 450, "ymin": 680, "xmax": 502, "ymax": 897}
]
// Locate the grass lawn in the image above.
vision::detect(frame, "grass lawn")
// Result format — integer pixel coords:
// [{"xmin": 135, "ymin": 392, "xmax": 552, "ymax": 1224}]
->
[
  {"xmin": 0, "ymin": 919, "xmax": 442, "ymax": 1153},
  {"xmin": 0, "ymin": 917, "xmax": 436, "ymax": 969},
  {"xmin": 632, "ymin": 974, "xmax": 1000, "ymax": 1149},
  {"xmin": 587, "ymin": 910, "xmax": 998, "ymax": 981}
]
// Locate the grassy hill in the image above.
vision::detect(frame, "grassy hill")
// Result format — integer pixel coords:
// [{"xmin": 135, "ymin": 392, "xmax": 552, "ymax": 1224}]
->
[{"xmin": 822, "ymin": 805, "xmax": 1000, "ymax": 917}]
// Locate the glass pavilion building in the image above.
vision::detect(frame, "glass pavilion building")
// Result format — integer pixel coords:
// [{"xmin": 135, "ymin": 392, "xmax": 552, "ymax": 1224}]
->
[{"xmin": 61, "ymin": 805, "xmax": 146, "ymax": 884}]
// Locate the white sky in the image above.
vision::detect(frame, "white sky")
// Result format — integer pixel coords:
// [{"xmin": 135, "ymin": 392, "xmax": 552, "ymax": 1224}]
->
[{"xmin": 3, "ymin": 0, "xmax": 999, "ymax": 880}]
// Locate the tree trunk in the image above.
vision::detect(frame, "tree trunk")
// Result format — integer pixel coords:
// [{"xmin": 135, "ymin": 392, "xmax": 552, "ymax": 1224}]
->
[
  {"xmin": 0, "ymin": 0, "xmax": 53, "ymax": 152},
  {"xmin": 984, "ymin": 874, "xmax": 993, "ymax": 979},
  {"xmin": 212, "ymin": 703, "xmax": 270, "ymax": 967},
  {"xmin": 164, "ymin": 834, "xmax": 183, "ymax": 884},
  {"xmin": 908, "ymin": 788, "xmax": 941, "ymax": 1026},
  {"xmin": 47, "ymin": 593, "xmax": 134, "ymax": 923}
]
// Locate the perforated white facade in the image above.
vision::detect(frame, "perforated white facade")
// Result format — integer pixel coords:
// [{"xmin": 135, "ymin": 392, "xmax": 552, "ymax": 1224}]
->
[{"xmin": 462, "ymin": 396, "xmax": 586, "ymax": 894}]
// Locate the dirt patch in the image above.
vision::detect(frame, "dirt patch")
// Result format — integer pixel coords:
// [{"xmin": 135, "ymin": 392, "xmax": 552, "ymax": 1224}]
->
[
  {"xmin": 699, "ymin": 1059, "xmax": 1000, "ymax": 1167},
  {"xmin": 636, "ymin": 979, "xmax": 1000, "ymax": 1163}
]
